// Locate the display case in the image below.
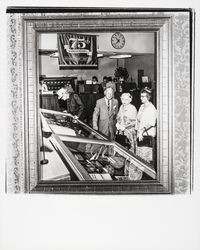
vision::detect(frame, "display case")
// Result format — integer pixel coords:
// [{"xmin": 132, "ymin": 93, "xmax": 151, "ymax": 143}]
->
[{"xmin": 39, "ymin": 109, "xmax": 156, "ymax": 183}]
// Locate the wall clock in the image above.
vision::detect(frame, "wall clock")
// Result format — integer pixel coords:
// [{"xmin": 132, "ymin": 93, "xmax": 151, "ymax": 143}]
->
[{"xmin": 111, "ymin": 32, "xmax": 125, "ymax": 49}]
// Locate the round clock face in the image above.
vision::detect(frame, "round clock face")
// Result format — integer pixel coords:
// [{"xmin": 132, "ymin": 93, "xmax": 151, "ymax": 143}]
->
[{"xmin": 111, "ymin": 32, "xmax": 125, "ymax": 49}]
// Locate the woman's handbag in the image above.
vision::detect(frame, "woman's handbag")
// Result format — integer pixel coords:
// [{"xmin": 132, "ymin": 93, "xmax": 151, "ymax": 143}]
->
[
  {"xmin": 137, "ymin": 136, "xmax": 153, "ymax": 147},
  {"xmin": 115, "ymin": 133, "xmax": 131, "ymax": 149},
  {"xmin": 137, "ymin": 127, "xmax": 154, "ymax": 147}
]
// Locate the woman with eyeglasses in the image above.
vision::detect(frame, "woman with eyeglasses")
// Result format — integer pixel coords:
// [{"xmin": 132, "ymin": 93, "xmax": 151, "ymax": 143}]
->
[
  {"xmin": 115, "ymin": 93, "xmax": 137, "ymax": 153},
  {"xmin": 136, "ymin": 87, "xmax": 157, "ymax": 164},
  {"xmin": 116, "ymin": 93, "xmax": 145, "ymax": 181}
]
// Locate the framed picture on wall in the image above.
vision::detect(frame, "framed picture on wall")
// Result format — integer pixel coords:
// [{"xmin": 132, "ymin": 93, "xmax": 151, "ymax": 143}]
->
[
  {"xmin": 6, "ymin": 7, "xmax": 194, "ymax": 194},
  {"xmin": 142, "ymin": 76, "xmax": 149, "ymax": 83}
]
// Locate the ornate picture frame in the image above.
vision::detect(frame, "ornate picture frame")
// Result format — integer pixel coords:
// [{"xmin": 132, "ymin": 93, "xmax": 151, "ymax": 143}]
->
[{"xmin": 6, "ymin": 7, "xmax": 194, "ymax": 194}]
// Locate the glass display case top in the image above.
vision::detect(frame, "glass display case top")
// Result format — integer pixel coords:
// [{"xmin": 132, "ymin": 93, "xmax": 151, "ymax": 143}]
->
[{"xmin": 41, "ymin": 109, "xmax": 107, "ymax": 140}]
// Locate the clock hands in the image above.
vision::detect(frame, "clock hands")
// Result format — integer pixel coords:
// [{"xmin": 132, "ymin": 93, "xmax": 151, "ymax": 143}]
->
[
  {"xmin": 116, "ymin": 38, "xmax": 120, "ymax": 44},
  {"xmin": 112, "ymin": 37, "xmax": 120, "ymax": 43},
  {"xmin": 111, "ymin": 32, "xmax": 125, "ymax": 49},
  {"xmin": 112, "ymin": 37, "xmax": 120, "ymax": 44}
]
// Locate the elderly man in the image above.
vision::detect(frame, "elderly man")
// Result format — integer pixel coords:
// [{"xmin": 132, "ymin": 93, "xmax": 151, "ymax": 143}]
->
[{"xmin": 92, "ymin": 87, "xmax": 118, "ymax": 139}]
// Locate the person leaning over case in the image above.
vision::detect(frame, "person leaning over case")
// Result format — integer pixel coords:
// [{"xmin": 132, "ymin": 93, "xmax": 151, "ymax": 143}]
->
[
  {"xmin": 57, "ymin": 81, "xmax": 85, "ymax": 120},
  {"xmin": 115, "ymin": 93, "xmax": 137, "ymax": 153},
  {"xmin": 136, "ymin": 87, "xmax": 157, "ymax": 164},
  {"xmin": 92, "ymin": 86, "xmax": 118, "ymax": 140}
]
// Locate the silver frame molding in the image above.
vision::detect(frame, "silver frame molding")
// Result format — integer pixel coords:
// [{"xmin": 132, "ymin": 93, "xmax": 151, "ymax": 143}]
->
[{"xmin": 6, "ymin": 8, "xmax": 194, "ymax": 194}]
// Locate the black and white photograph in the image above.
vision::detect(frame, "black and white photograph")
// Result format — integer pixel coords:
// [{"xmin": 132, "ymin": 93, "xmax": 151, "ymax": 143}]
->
[
  {"xmin": 1, "ymin": 1, "xmax": 200, "ymax": 250},
  {"xmin": 5, "ymin": 6, "xmax": 194, "ymax": 194},
  {"xmin": 38, "ymin": 30, "xmax": 157, "ymax": 187}
]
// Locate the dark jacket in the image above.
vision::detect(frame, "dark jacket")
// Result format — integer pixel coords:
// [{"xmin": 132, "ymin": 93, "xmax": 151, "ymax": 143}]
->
[
  {"xmin": 59, "ymin": 93, "xmax": 84, "ymax": 119},
  {"xmin": 67, "ymin": 93, "xmax": 84, "ymax": 118}
]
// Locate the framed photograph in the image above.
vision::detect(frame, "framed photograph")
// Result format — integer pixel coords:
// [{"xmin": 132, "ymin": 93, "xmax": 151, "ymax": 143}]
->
[
  {"xmin": 6, "ymin": 7, "xmax": 194, "ymax": 194},
  {"xmin": 142, "ymin": 76, "xmax": 149, "ymax": 83}
]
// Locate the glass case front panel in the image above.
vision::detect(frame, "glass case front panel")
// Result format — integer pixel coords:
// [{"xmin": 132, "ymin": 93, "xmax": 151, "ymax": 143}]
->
[
  {"xmin": 61, "ymin": 140, "xmax": 124, "ymax": 181},
  {"xmin": 40, "ymin": 109, "xmax": 156, "ymax": 182},
  {"xmin": 59, "ymin": 136, "xmax": 155, "ymax": 181}
]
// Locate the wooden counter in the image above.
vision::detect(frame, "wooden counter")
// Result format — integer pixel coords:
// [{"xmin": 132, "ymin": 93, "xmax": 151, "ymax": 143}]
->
[{"xmin": 40, "ymin": 93, "xmax": 60, "ymax": 111}]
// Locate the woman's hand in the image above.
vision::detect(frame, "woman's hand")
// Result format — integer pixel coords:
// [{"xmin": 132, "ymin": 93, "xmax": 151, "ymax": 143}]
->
[
  {"xmin": 116, "ymin": 122, "xmax": 125, "ymax": 131},
  {"xmin": 137, "ymin": 130, "xmax": 144, "ymax": 141},
  {"xmin": 138, "ymin": 134, "xmax": 143, "ymax": 141},
  {"xmin": 116, "ymin": 122, "xmax": 120, "ymax": 130},
  {"xmin": 120, "ymin": 124, "xmax": 125, "ymax": 131}
]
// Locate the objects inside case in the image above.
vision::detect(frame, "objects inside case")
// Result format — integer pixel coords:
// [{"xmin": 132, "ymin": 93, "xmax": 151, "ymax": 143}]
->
[{"xmin": 40, "ymin": 109, "xmax": 156, "ymax": 182}]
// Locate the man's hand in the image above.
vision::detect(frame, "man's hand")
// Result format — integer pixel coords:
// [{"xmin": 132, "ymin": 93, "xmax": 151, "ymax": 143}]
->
[{"xmin": 93, "ymin": 125, "xmax": 98, "ymax": 131}]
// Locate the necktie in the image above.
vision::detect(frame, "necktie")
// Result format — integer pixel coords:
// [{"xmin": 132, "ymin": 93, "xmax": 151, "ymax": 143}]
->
[{"xmin": 107, "ymin": 99, "xmax": 110, "ymax": 112}]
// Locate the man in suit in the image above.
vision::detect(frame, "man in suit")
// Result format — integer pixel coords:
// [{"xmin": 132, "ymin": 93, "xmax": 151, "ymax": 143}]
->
[{"xmin": 93, "ymin": 87, "xmax": 118, "ymax": 139}]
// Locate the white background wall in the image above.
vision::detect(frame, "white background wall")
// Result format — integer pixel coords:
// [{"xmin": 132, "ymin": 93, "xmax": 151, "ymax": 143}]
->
[
  {"xmin": 40, "ymin": 32, "xmax": 155, "ymax": 53},
  {"xmin": 126, "ymin": 54, "xmax": 155, "ymax": 82},
  {"xmin": 40, "ymin": 32, "xmax": 155, "ymax": 82},
  {"xmin": 40, "ymin": 54, "xmax": 155, "ymax": 82},
  {"xmin": 40, "ymin": 55, "xmax": 117, "ymax": 81}
]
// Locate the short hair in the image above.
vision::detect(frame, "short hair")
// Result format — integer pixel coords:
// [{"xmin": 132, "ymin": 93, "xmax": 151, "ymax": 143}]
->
[
  {"xmin": 120, "ymin": 93, "xmax": 132, "ymax": 102},
  {"xmin": 104, "ymin": 86, "xmax": 114, "ymax": 95},
  {"xmin": 103, "ymin": 76, "xmax": 107, "ymax": 81},
  {"xmin": 63, "ymin": 82, "xmax": 74, "ymax": 93},
  {"xmin": 107, "ymin": 76, "xmax": 112, "ymax": 82},
  {"xmin": 92, "ymin": 76, "xmax": 98, "ymax": 82},
  {"xmin": 140, "ymin": 87, "xmax": 152, "ymax": 100}
]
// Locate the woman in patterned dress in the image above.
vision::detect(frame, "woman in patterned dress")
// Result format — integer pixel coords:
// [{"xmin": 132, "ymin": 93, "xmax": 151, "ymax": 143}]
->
[{"xmin": 115, "ymin": 93, "xmax": 137, "ymax": 153}]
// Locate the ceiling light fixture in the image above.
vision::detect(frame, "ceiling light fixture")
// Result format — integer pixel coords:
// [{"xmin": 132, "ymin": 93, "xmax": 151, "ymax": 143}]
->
[
  {"xmin": 97, "ymin": 53, "xmax": 104, "ymax": 58},
  {"xmin": 109, "ymin": 54, "xmax": 132, "ymax": 59},
  {"xmin": 50, "ymin": 52, "xmax": 59, "ymax": 58},
  {"xmin": 50, "ymin": 52, "xmax": 104, "ymax": 58}
]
